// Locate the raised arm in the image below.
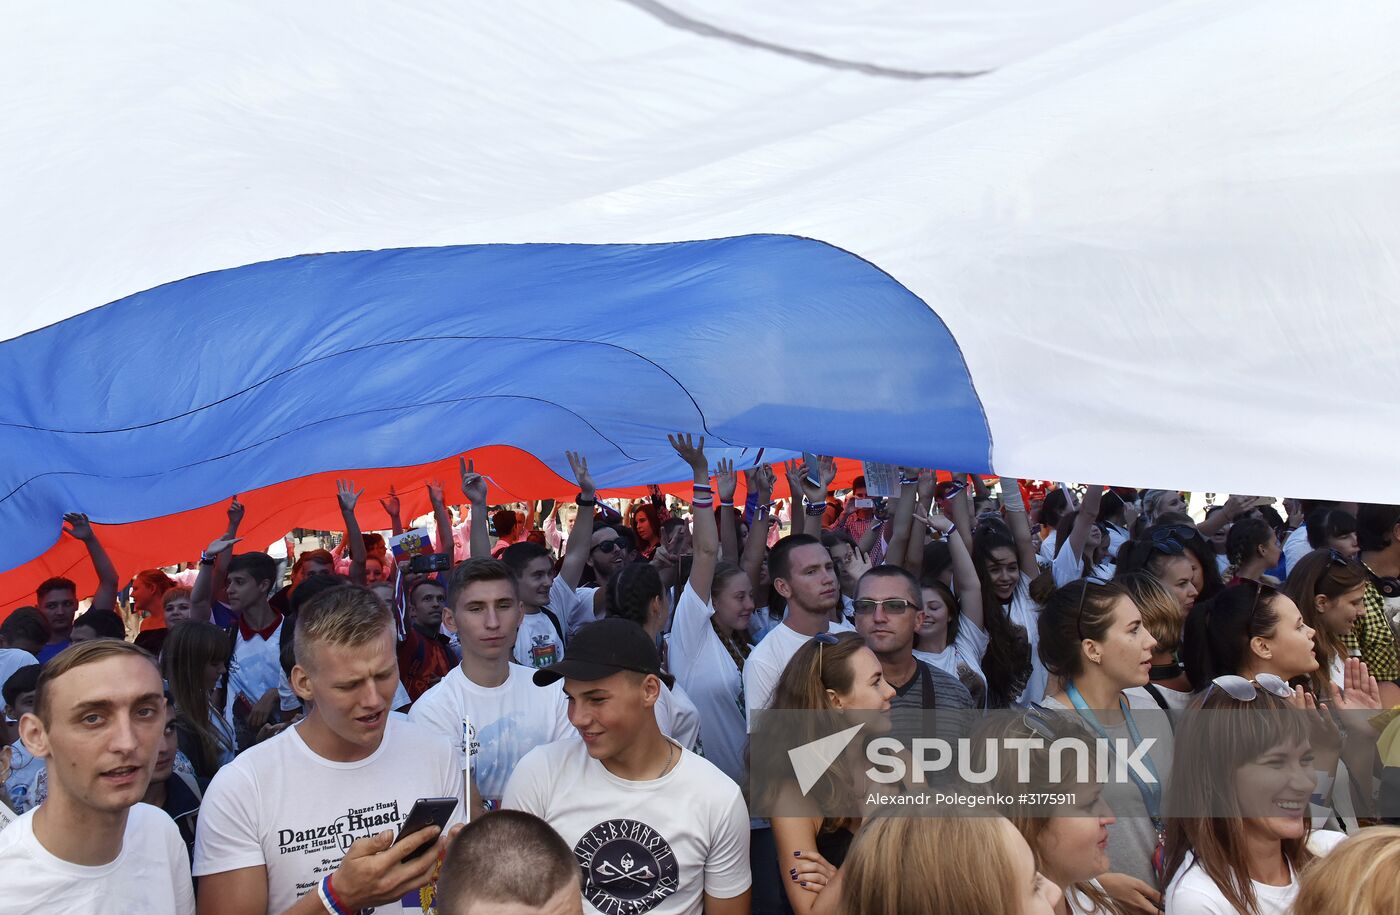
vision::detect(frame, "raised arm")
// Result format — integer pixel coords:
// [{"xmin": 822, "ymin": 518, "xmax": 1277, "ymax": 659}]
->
[
  {"xmin": 798, "ymin": 457, "xmax": 837, "ymax": 537},
  {"xmin": 459, "ymin": 458, "xmax": 491, "ymax": 560},
  {"xmin": 882, "ymin": 470, "xmax": 920, "ymax": 574},
  {"xmin": 1063, "ymin": 485, "xmax": 1105, "ymax": 563},
  {"xmin": 942, "ymin": 474, "xmax": 975, "ymax": 554},
  {"xmin": 670, "ymin": 434, "xmax": 719, "ymax": 604},
  {"xmin": 556, "ymin": 451, "xmax": 597, "ymax": 589},
  {"xmin": 716, "ymin": 458, "xmax": 740, "ymax": 564},
  {"xmin": 999, "ymin": 479, "xmax": 1040, "ymax": 576},
  {"xmin": 783, "ymin": 460, "xmax": 806, "ymax": 537},
  {"xmin": 190, "ymin": 497, "xmax": 243, "ymax": 622},
  {"xmin": 337, "ymin": 480, "xmax": 367, "ymax": 586},
  {"xmin": 970, "ymin": 474, "xmax": 992, "ymax": 514},
  {"xmin": 378, "ymin": 486, "xmax": 404, "ymax": 537},
  {"xmin": 741, "ymin": 465, "xmax": 776, "ymax": 592},
  {"xmin": 61, "ymin": 512, "xmax": 119, "ymax": 612},
  {"xmin": 427, "ymin": 481, "xmax": 454, "ymax": 566},
  {"xmin": 927, "ymin": 509, "xmax": 983, "ymax": 630}
]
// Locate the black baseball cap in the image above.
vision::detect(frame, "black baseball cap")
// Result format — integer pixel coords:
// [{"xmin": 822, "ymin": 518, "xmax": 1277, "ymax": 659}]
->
[
  {"xmin": 533, "ymin": 618, "xmax": 663, "ymax": 686},
  {"xmin": 3, "ymin": 664, "xmax": 40, "ymax": 709}
]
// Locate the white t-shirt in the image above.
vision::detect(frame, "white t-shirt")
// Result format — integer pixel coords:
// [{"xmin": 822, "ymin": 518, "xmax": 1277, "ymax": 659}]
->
[
  {"xmin": 1038, "ymin": 530, "xmax": 1060, "ymax": 563},
  {"xmin": 193, "ymin": 717, "xmax": 464, "ymax": 914},
  {"xmin": 1164, "ymin": 829, "xmax": 1346, "ymax": 914},
  {"xmin": 569, "ymin": 586, "xmax": 604, "ymax": 636},
  {"xmin": 1282, "ymin": 525, "xmax": 1312, "ymax": 577},
  {"xmin": 0, "ymin": 803, "xmax": 194, "ymax": 914},
  {"xmin": 503, "ymin": 737, "xmax": 751, "ymax": 915},
  {"xmin": 4, "ymin": 740, "xmax": 45, "ymax": 815},
  {"xmin": 913, "ymin": 617, "xmax": 990, "ymax": 708},
  {"xmin": 1008, "ymin": 572, "xmax": 1047, "ymax": 707},
  {"xmin": 512, "ymin": 576, "xmax": 574, "ymax": 669},
  {"xmin": 409, "ymin": 663, "xmax": 571, "ymax": 805},
  {"xmin": 742, "ymin": 617, "xmax": 856, "ymax": 730},
  {"xmin": 668, "ymin": 584, "xmax": 748, "ymax": 784},
  {"xmin": 657, "ymin": 682, "xmax": 703, "ymax": 754},
  {"xmin": 224, "ymin": 618, "xmax": 286, "ymax": 732}
]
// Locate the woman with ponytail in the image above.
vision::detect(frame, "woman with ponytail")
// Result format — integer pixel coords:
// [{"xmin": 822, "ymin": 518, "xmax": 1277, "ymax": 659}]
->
[{"xmin": 1225, "ymin": 516, "xmax": 1282, "ymax": 585}]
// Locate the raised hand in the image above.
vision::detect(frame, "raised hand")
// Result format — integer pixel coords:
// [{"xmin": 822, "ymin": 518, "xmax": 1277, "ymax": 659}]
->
[
  {"xmin": 916, "ymin": 508, "xmax": 954, "ymax": 537},
  {"xmin": 750, "ymin": 464, "xmax": 777, "ymax": 502},
  {"xmin": 426, "ymin": 480, "xmax": 446, "ymax": 508},
  {"xmin": 61, "ymin": 512, "xmax": 95, "ymax": 542},
  {"xmin": 798, "ymin": 455, "xmax": 836, "ymax": 504},
  {"xmin": 783, "ymin": 460, "xmax": 805, "ymax": 495},
  {"xmin": 565, "ymin": 450, "xmax": 596, "ymax": 499},
  {"xmin": 379, "ymin": 486, "xmax": 401, "ymax": 517},
  {"xmin": 459, "ymin": 457, "xmax": 487, "ymax": 503},
  {"xmin": 667, "ymin": 433, "xmax": 708, "ymax": 476},
  {"xmin": 1334, "ymin": 658, "xmax": 1383, "ymax": 712},
  {"xmin": 716, "ymin": 457, "xmax": 737, "ymax": 503},
  {"xmin": 226, "ymin": 496, "xmax": 245, "ymax": 529},
  {"xmin": 916, "ymin": 468, "xmax": 938, "ymax": 504},
  {"xmin": 337, "ymin": 479, "xmax": 364, "ymax": 513},
  {"xmin": 204, "ymin": 535, "xmax": 242, "ymax": 557}
]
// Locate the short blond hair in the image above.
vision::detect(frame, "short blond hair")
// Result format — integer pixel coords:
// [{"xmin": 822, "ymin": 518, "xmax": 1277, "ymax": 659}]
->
[
  {"xmin": 1116, "ymin": 570, "xmax": 1184, "ymax": 656},
  {"xmin": 293, "ymin": 585, "xmax": 394, "ymax": 668},
  {"xmin": 35, "ymin": 639, "xmax": 159, "ymax": 723},
  {"xmin": 840, "ymin": 816, "xmax": 1027, "ymax": 915},
  {"xmin": 1292, "ymin": 827, "xmax": 1400, "ymax": 915}
]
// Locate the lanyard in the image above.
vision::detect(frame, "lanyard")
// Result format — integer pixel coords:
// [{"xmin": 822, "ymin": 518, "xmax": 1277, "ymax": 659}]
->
[{"xmin": 1065, "ymin": 682, "xmax": 1163, "ymax": 832}]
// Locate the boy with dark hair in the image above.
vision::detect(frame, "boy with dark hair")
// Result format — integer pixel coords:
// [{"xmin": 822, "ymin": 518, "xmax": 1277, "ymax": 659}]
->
[
  {"xmin": 411, "ymin": 559, "xmax": 572, "ymax": 811},
  {"xmin": 436, "ymin": 810, "xmax": 582, "ymax": 915},
  {"xmin": 0, "ymin": 641, "xmax": 193, "ymax": 911},
  {"xmin": 194, "ymin": 526, "xmax": 285, "ymax": 751},
  {"xmin": 194, "ymin": 585, "xmax": 467, "ymax": 914},
  {"xmin": 1, "ymin": 606, "xmax": 47, "ymax": 656},
  {"xmin": 505, "ymin": 618, "xmax": 750, "ymax": 915},
  {"xmin": 34, "ymin": 513, "xmax": 121, "ymax": 663},
  {"xmin": 4, "ymin": 664, "xmax": 44, "ymax": 813},
  {"xmin": 70, "ymin": 608, "xmax": 128, "ymax": 643},
  {"xmin": 398, "ymin": 577, "xmax": 456, "ymax": 701}
]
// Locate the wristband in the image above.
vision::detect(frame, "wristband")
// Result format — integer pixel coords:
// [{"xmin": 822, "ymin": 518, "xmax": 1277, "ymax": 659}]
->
[
  {"xmin": 318, "ymin": 874, "xmax": 357, "ymax": 915},
  {"xmin": 805, "ymin": 502, "xmax": 828, "ymax": 517},
  {"xmin": 898, "ymin": 475, "xmax": 917, "ymax": 486},
  {"xmin": 199, "ymin": 553, "xmax": 216, "ymax": 566},
  {"xmin": 719, "ymin": 500, "xmax": 734, "ymax": 508},
  {"xmin": 575, "ymin": 494, "xmax": 597, "ymax": 507},
  {"xmin": 693, "ymin": 483, "xmax": 714, "ymax": 493}
]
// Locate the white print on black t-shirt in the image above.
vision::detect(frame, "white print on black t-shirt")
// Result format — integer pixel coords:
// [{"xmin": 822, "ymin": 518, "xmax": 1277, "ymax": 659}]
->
[
  {"xmin": 276, "ymin": 799, "xmax": 402, "ymax": 856},
  {"xmin": 575, "ymin": 818, "xmax": 679, "ymax": 914}
]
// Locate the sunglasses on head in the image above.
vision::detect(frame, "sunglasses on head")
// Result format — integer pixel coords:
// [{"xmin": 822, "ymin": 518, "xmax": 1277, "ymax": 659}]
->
[
  {"xmin": 851, "ymin": 598, "xmax": 917, "ymax": 616},
  {"xmin": 1072, "ymin": 577, "xmax": 1109, "ymax": 642},
  {"xmin": 593, "ymin": 539, "xmax": 623, "ymax": 554},
  {"xmin": 1326, "ymin": 548, "xmax": 1353, "ymax": 567},
  {"xmin": 1202, "ymin": 672, "xmax": 1293, "ymax": 703},
  {"xmin": 1148, "ymin": 528, "xmax": 1187, "ymax": 555}
]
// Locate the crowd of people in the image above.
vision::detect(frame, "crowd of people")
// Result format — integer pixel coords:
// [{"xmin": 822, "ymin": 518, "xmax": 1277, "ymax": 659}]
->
[{"xmin": 2, "ymin": 437, "xmax": 1400, "ymax": 914}]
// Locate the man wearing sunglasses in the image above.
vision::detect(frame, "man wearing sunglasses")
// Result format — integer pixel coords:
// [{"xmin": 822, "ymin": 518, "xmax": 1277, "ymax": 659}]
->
[
  {"xmin": 565, "ymin": 525, "xmax": 631, "ymax": 637},
  {"xmin": 852, "ymin": 566, "xmax": 973, "ymax": 746}
]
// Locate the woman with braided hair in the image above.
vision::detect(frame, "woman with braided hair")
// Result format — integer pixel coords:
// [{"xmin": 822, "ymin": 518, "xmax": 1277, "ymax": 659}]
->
[{"xmin": 665, "ymin": 434, "xmax": 772, "ymax": 788}]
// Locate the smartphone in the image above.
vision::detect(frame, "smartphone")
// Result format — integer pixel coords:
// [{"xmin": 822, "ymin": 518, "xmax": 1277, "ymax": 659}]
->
[
  {"xmin": 393, "ymin": 797, "xmax": 459, "ymax": 859},
  {"xmin": 408, "ymin": 552, "xmax": 451, "ymax": 573}
]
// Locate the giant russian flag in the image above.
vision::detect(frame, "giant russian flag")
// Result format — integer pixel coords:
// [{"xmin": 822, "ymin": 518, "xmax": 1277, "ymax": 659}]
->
[{"xmin": 3, "ymin": 1, "xmax": 1399, "ymax": 612}]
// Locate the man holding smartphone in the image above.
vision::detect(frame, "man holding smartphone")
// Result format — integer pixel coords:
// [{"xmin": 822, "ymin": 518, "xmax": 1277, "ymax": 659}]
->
[{"xmin": 194, "ymin": 585, "xmax": 469, "ymax": 914}]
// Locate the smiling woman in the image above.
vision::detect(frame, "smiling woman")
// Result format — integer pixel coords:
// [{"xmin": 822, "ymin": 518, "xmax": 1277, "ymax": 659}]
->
[{"xmin": 1162, "ymin": 689, "xmax": 1347, "ymax": 915}]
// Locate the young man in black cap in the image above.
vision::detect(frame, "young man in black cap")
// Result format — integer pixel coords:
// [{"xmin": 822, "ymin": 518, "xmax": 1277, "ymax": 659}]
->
[{"xmin": 503, "ymin": 618, "xmax": 751, "ymax": 915}]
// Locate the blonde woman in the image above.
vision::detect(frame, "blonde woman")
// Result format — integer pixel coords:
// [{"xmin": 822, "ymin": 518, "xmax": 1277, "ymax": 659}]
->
[
  {"xmin": 838, "ymin": 816, "xmax": 1061, "ymax": 915},
  {"xmin": 1291, "ymin": 826, "xmax": 1400, "ymax": 915}
]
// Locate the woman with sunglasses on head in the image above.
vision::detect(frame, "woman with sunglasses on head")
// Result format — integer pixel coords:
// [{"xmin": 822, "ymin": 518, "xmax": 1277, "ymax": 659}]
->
[
  {"xmin": 1163, "ymin": 685, "xmax": 1347, "ymax": 915},
  {"xmin": 1225, "ymin": 516, "xmax": 1283, "ymax": 585},
  {"xmin": 759, "ymin": 631, "xmax": 894, "ymax": 915},
  {"xmin": 1150, "ymin": 515, "xmax": 1227, "ymax": 604},
  {"xmin": 972, "ymin": 479, "xmax": 1041, "ymax": 707},
  {"xmin": 1285, "ymin": 550, "xmax": 1372, "ymax": 703},
  {"xmin": 1115, "ymin": 531, "xmax": 1202, "ymax": 618},
  {"xmin": 977, "ymin": 713, "xmax": 1129, "ymax": 914},
  {"xmin": 1038, "ymin": 579, "xmax": 1172, "ymax": 907}
]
